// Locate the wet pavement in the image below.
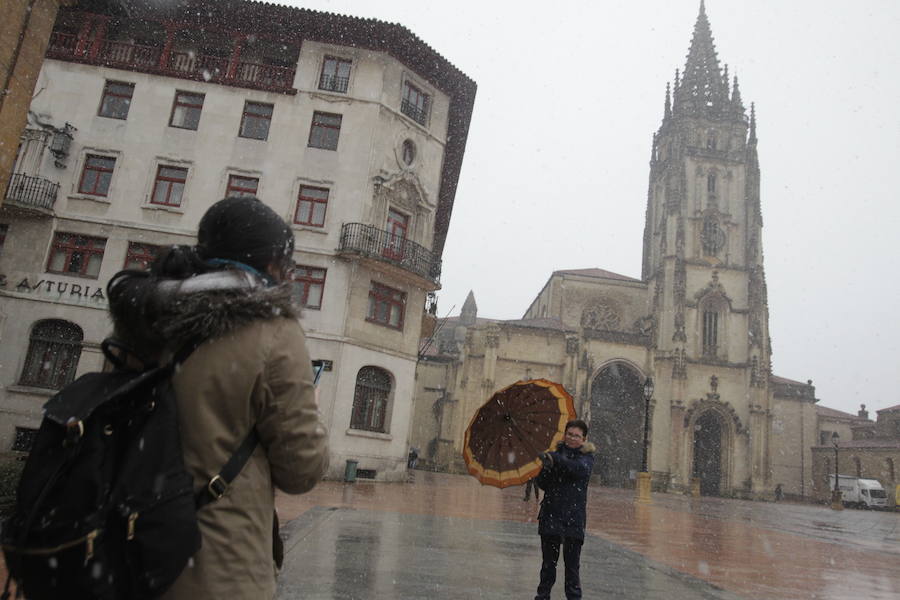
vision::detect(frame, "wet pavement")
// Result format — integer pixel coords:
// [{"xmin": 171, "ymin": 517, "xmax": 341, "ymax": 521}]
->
[{"xmin": 275, "ymin": 471, "xmax": 900, "ymax": 600}]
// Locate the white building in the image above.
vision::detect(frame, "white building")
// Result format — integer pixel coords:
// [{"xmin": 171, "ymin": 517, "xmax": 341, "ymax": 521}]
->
[{"xmin": 0, "ymin": 0, "xmax": 475, "ymax": 481}]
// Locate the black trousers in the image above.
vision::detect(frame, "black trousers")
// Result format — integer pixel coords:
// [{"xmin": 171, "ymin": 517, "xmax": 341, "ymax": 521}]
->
[{"xmin": 535, "ymin": 534, "xmax": 583, "ymax": 600}]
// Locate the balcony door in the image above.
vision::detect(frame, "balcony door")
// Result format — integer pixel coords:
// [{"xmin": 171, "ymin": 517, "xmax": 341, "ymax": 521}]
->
[{"xmin": 384, "ymin": 208, "xmax": 409, "ymax": 261}]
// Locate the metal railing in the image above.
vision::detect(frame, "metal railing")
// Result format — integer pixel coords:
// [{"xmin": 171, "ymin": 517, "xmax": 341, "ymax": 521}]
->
[
  {"xmin": 4, "ymin": 173, "xmax": 59, "ymax": 211},
  {"xmin": 401, "ymin": 98, "xmax": 428, "ymax": 125},
  {"xmin": 339, "ymin": 223, "xmax": 441, "ymax": 284},
  {"xmin": 319, "ymin": 73, "xmax": 349, "ymax": 93}
]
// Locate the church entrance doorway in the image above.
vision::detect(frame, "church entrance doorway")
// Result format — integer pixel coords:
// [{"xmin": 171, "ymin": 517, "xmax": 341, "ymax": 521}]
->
[
  {"xmin": 692, "ymin": 411, "xmax": 723, "ymax": 496},
  {"xmin": 589, "ymin": 363, "xmax": 644, "ymax": 488}
]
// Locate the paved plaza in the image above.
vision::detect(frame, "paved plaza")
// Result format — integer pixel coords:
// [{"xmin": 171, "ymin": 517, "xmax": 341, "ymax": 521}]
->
[{"xmin": 275, "ymin": 472, "xmax": 900, "ymax": 600}]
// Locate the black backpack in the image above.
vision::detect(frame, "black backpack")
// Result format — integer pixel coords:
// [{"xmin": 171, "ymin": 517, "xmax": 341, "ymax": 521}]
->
[{"xmin": 0, "ymin": 340, "xmax": 259, "ymax": 600}]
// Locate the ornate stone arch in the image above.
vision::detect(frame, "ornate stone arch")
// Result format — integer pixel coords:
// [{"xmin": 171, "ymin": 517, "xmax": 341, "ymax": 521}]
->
[
  {"xmin": 372, "ymin": 172, "xmax": 433, "ymax": 244},
  {"xmin": 683, "ymin": 397, "xmax": 745, "ymax": 495}
]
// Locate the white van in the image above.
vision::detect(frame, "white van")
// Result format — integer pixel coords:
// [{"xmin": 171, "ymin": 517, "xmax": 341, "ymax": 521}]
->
[{"xmin": 828, "ymin": 475, "xmax": 888, "ymax": 509}]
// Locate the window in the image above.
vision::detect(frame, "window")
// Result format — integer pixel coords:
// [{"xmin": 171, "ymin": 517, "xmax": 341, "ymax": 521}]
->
[
  {"xmin": 47, "ymin": 232, "xmax": 107, "ymax": 278},
  {"xmin": 98, "ymin": 81, "xmax": 134, "ymax": 119},
  {"xmin": 124, "ymin": 242, "xmax": 161, "ymax": 270},
  {"xmin": 701, "ymin": 217, "xmax": 725, "ymax": 255},
  {"xmin": 367, "ymin": 282, "xmax": 406, "ymax": 329},
  {"xmin": 308, "ymin": 111, "xmax": 341, "ymax": 150},
  {"xmin": 350, "ymin": 366, "xmax": 391, "ymax": 432},
  {"xmin": 385, "ymin": 208, "xmax": 409, "ymax": 259},
  {"xmin": 402, "ymin": 139, "xmax": 416, "ymax": 166},
  {"xmin": 151, "ymin": 165, "xmax": 188, "ymax": 207},
  {"xmin": 819, "ymin": 431, "xmax": 833, "ymax": 446},
  {"xmin": 702, "ymin": 309, "xmax": 718, "ymax": 356},
  {"xmin": 239, "ymin": 101, "xmax": 274, "ymax": 140},
  {"xmin": 706, "ymin": 130, "xmax": 718, "ymax": 150},
  {"xmin": 294, "ymin": 185, "xmax": 328, "ymax": 227},
  {"xmin": 401, "ymin": 80, "xmax": 430, "ymax": 125},
  {"xmin": 291, "ymin": 266, "xmax": 326, "ymax": 309},
  {"xmin": 169, "ymin": 91, "xmax": 205, "ymax": 130},
  {"xmin": 20, "ymin": 320, "xmax": 83, "ymax": 389},
  {"xmin": 707, "ymin": 173, "xmax": 717, "ymax": 194},
  {"xmin": 226, "ymin": 174, "xmax": 259, "ymax": 198},
  {"xmin": 11, "ymin": 427, "xmax": 38, "ymax": 452},
  {"xmin": 78, "ymin": 155, "xmax": 116, "ymax": 196},
  {"xmin": 319, "ymin": 56, "xmax": 351, "ymax": 93}
]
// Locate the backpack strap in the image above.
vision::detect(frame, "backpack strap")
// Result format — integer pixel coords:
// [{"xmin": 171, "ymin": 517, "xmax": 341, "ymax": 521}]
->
[{"xmin": 195, "ymin": 429, "xmax": 260, "ymax": 510}]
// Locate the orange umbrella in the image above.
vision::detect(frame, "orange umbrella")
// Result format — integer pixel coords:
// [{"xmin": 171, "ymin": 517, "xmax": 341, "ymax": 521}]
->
[{"xmin": 463, "ymin": 379, "xmax": 577, "ymax": 488}]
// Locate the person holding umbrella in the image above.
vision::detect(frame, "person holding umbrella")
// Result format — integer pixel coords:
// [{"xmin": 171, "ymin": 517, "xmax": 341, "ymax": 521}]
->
[{"xmin": 534, "ymin": 419, "xmax": 595, "ymax": 600}]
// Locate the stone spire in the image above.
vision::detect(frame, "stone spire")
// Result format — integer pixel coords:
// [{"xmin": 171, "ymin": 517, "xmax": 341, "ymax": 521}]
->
[
  {"xmin": 674, "ymin": 1, "xmax": 729, "ymax": 117},
  {"xmin": 459, "ymin": 290, "xmax": 478, "ymax": 326},
  {"xmin": 664, "ymin": 81, "xmax": 672, "ymax": 118}
]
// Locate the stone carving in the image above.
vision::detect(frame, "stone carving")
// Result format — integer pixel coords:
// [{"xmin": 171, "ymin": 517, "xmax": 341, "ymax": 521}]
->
[
  {"xmin": 565, "ymin": 335, "xmax": 579, "ymax": 355},
  {"xmin": 672, "ymin": 311, "xmax": 687, "ymax": 343},
  {"xmin": 672, "ymin": 348, "xmax": 688, "ymax": 380},
  {"xmin": 684, "ymin": 397, "xmax": 749, "ymax": 436},
  {"xmin": 582, "ymin": 302, "xmax": 621, "ymax": 331},
  {"xmin": 485, "ymin": 326, "xmax": 500, "ymax": 348},
  {"xmin": 633, "ymin": 315, "xmax": 655, "ymax": 337}
]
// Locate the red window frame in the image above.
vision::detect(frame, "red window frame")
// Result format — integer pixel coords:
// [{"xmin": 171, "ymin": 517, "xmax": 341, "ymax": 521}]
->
[
  {"xmin": 239, "ymin": 101, "xmax": 274, "ymax": 140},
  {"xmin": 294, "ymin": 185, "xmax": 329, "ymax": 227},
  {"xmin": 367, "ymin": 282, "xmax": 406, "ymax": 330},
  {"xmin": 124, "ymin": 241, "xmax": 161, "ymax": 270},
  {"xmin": 151, "ymin": 165, "xmax": 188, "ymax": 207},
  {"xmin": 226, "ymin": 174, "xmax": 259, "ymax": 198},
  {"xmin": 46, "ymin": 232, "xmax": 107, "ymax": 278},
  {"xmin": 78, "ymin": 155, "xmax": 116, "ymax": 196},
  {"xmin": 384, "ymin": 208, "xmax": 409, "ymax": 260},
  {"xmin": 291, "ymin": 265, "xmax": 326, "ymax": 309},
  {"xmin": 401, "ymin": 81, "xmax": 429, "ymax": 124},
  {"xmin": 169, "ymin": 90, "xmax": 205, "ymax": 130},
  {"xmin": 308, "ymin": 111, "xmax": 342, "ymax": 150},
  {"xmin": 98, "ymin": 80, "xmax": 134, "ymax": 119},
  {"xmin": 319, "ymin": 56, "xmax": 351, "ymax": 92}
]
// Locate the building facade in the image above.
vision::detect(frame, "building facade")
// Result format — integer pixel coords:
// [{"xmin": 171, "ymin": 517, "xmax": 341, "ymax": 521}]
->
[
  {"xmin": 0, "ymin": 0, "xmax": 475, "ymax": 482},
  {"xmin": 413, "ymin": 4, "xmax": 811, "ymax": 499}
]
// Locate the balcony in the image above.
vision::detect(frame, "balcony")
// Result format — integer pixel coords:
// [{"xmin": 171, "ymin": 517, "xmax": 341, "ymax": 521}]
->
[
  {"xmin": 46, "ymin": 32, "xmax": 296, "ymax": 94},
  {"xmin": 339, "ymin": 223, "xmax": 441, "ymax": 288},
  {"xmin": 401, "ymin": 98, "xmax": 428, "ymax": 126},
  {"xmin": 3, "ymin": 173, "xmax": 59, "ymax": 214},
  {"xmin": 318, "ymin": 73, "xmax": 349, "ymax": 93}
]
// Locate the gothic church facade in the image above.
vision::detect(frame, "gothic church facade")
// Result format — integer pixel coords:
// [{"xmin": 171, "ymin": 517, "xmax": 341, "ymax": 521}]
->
[{"xmin": 411, "ymin": 4, "xmax": 818, "ymax": 499}]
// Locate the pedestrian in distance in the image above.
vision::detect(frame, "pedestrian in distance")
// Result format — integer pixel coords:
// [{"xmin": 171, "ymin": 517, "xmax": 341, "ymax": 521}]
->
[
  {"xmin": 107, "ymin": 196, "xmax": 329, "ymax": 600},
  {"xmin": 533, "ymin": 419, "xmax": 595, "ymax": 600}
]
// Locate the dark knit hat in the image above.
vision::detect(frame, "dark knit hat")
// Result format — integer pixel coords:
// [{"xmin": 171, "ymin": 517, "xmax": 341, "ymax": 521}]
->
[{"xmin": 196, "ymin": 196, "xmax": 294, "ymax": 272}]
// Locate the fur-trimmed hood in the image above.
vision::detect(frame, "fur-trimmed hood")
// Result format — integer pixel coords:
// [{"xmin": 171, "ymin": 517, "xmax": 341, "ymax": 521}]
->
[
  {"xmin": 555, "ymin": 441, "xmax": 597, "ymax": 454},
  {"xmin": 108, "ymin": 269, "xmax": 299, "ymax": 358}
]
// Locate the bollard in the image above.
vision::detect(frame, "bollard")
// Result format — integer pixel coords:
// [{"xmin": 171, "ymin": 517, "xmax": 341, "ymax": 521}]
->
[
  {"xmin": 690, "ymin": 477, "xmax": 701, "ymax": 497},
  {"xmin": 344, "ymin": 459, "xmax": 358, "ymax": 483}
]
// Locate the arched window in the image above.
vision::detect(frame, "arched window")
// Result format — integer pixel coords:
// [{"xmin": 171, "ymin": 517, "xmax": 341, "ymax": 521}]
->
[
  {"xmin": 700, "ymin": 296, "xmax": 726, "ymax": 358},
  {"xmin": 701, "ymin": 217, "xmax": 725, "ymax": 256},
  {"xmin": 706, "ymin": 130, "xmax": 718, "ymax": 150},
  {"xmin": 20, "ymin": 319, "xmax": 83, "ymax": 389},
  {"xmin": 350, "ymin": 366, "xmax": 392, "ymax": 433},
  {"xmin": 707, "ymin": 173, "xmax": 717, "ymax": 194}
]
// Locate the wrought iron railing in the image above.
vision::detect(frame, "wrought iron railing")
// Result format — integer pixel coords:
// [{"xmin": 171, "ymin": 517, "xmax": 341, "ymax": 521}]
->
[
  {"xmin": 401, "ymin": 98, "xmax": 428, "ymax": 125},
  {"xmin": 4, "ymin": 173, "xmax": 59, "ymax": 211},
  {"xmin": 319, "ymin": 73, "xmax": 349, "ymax": 93},
  {"xmin": 339, "ymin": 223, "xmax": 441, "ymax": 284}
]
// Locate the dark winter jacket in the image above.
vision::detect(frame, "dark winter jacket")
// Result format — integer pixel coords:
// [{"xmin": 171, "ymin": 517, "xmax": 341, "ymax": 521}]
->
[
  {"xmin": 107, "ymin": 268, "xmax": 328, "ymax": 600},
  {"xmin": 535, "ymin": 441, "xmax": 596, "ymax": 539}
]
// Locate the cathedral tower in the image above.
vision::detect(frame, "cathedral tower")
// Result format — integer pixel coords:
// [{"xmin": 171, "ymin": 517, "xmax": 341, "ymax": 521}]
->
[{"xmin": 643, "ymin": 1, "xmax": 773, "ymax": 496}]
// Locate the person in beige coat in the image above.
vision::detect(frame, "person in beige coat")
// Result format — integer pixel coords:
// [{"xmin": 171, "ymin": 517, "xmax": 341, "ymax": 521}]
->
[{"xmin": 107, "ymin": 196, "xmax": 328, "ymax": 600}]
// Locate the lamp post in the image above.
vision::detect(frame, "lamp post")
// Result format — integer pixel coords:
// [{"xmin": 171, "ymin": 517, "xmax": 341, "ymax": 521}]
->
[
  {"xmin": 637, "ymin": 377, "xmax": 654, "ymax": 503},
  {"xmin": 830, "ymin": 431, "xmax": 843, "ymax": 511}
]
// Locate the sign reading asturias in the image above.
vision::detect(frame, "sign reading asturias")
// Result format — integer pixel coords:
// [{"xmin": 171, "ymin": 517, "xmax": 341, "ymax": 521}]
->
[{"xmin": 0, "ymin": 273, "xmax": 107, "ymax": 301}]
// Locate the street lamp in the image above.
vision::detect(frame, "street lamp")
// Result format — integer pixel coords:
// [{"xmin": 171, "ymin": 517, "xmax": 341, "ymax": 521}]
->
[
  {"xmin": 831, "ymin": 431, "xmax": 843, "ymax": 511},
  {"xmin": 637, "ymin": 377, "xmax": 654, "ymax": 503}
]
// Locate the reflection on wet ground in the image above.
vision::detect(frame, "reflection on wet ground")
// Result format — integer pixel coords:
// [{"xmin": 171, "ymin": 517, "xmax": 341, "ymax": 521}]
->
[{"xmin": 276, "ymin": 471, "xmax": 900, "ymax": 600}]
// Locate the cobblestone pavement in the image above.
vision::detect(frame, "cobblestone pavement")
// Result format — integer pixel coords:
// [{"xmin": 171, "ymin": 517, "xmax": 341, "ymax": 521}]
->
[{"xmin": 275, "ymin": 471, "xmax": 900, "ymax": 600}]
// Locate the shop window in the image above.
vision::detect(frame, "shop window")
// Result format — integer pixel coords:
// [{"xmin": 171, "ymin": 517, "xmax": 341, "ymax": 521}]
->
[
  {"xmin": 291, "ymin": 265, "xmax": 326, "ymax": 309},
  {"xmin": 169, "ymin": 91, "xmax": 205, "ymax": 130},
  {"xmin": 367, "ymin": 282, "xmax": 405, "ymax": 330},
  {"xmin": 350, "ymin": 366, "xmax": 392, "ymax": 433},
  {"xmin": 226, "ymin": 174, "xmax": 259, "ymax": 198},
  {"xmin": 20, "ymin": 320, "xmax": 83, "ymax": 389},
  {"xmin": 239, "ymin": 101, "xmax": 273, "ymax": 140},
  {"xmin": 98, "ymin": 81, "xmax": 134, "ymax": 119},
  {"xmin": 124, "ymin": 241, "xmax": 161, "ymax": 270},
  {"xmin": 308, "ymin": 111, "xmax": 341, "ymax": 150},
  {"xmin": 151, "ymin": 165, "xmax": 188, "ymax": 207},
  {"xmin": 294, "ymin": 185, "xmax": 328, "ymax": 227},
  {"xmin": 78, "ymin": 155, "xmax": 116, "ymax": 196},
  {"xmin": 47, "ymin": 232, "xmax": 106, "ymax": 278}
]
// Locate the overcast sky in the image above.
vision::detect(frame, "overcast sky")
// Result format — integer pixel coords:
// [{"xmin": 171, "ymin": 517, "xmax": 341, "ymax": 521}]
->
[{"xmin": 286, "ymin": 0, "xmax": 900, "ymax": 416}]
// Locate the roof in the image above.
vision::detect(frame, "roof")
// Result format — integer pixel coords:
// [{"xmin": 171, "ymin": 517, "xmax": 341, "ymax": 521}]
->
[
  {"xmin": 553, "ymin": 268, "xmax": 642, "ymax": 283},
  {"xmin": 877, "ymin": 403, "xmax": 900, "ymax": 413},
  {"xmin": 499, "ymin": 317, "xmax": 573, "ymax": 332},
  {"xmin": 770, "ymin": 375, "xmax": 812, "ymax": 386},
  {"xmin": 815, "ymin": 405, "xmax": 869, "ymax": 422},
  {"xmin": 814, "ymin": 439, "xmax": 900, "ymax": 450}
]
